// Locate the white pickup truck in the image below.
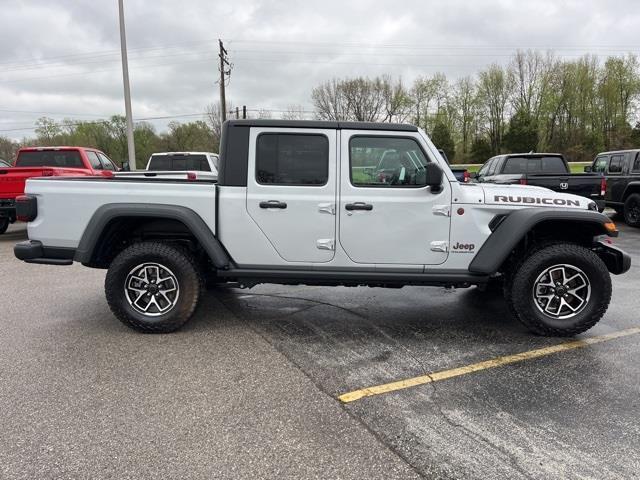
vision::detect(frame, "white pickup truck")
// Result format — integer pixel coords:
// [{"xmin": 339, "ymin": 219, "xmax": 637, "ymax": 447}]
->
[{"xmin": 15, "ymin": 120, "xmax": 630, "ymax": 335}]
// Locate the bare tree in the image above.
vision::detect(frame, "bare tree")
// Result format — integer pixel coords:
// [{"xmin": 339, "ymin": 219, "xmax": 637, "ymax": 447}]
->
[
  {"xmin": 381, "ymin": 76, "xmax": 413, "ymax": 123},
  {"xmin": 282, "ymin": 105, "xmax": 309, "ymax": 120},
  {"xmin": 312, "ymin": 79, "xmax": 348, "ymax": 120}
]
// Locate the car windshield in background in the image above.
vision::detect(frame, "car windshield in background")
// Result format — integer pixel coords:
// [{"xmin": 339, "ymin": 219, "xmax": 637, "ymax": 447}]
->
[
  {"xmin": 503, "ymin": 156, "xmax": 566, "ymax": 174},
  {"xmin": 15, "ymin": 150, "xmax": 84, "ymax": 168},
  {"xmin": 0, "ymin": 159, "xmax": 10, "ymax": 167},
  {"xmin": 148, "ymin": 154, "xmax": 211, "ymax": 172}
]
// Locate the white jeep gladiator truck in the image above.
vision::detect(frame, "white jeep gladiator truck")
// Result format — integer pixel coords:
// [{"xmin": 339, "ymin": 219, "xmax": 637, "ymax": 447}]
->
[{"xmin": 14, "ymin": 120, "xmax": 630, "ymax": 335}]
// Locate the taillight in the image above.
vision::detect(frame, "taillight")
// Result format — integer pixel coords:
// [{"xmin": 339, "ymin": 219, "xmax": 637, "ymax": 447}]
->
[
  {"xmin": 519, "ymin": 178, "xmax": 527, "ymax": 185},
  {"xmin": 463, "ymin": 170, "xmax": 470, "ymax": 183},
  {"xmin": 42, "ymin": 169, "xmax": 54, "ymax": 177},
  {"xmin": 187, "ymin": 171, "xmax": 197, "ymax": 181},
  {"xmin": 16, "ymin": 195, "xmax": 37, "ymax": 222},
  {"xmin": 600, "ymin": 177, "xmax": 607, "ymax": 197}
]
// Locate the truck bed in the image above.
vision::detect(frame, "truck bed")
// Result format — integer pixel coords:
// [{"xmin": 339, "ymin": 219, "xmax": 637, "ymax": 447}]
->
[{"xmin": 24, "ymin": 176, "xmax": 217, "ymax": 248}]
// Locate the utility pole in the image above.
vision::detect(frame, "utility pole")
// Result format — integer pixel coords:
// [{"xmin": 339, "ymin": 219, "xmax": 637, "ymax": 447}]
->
[
  {"xmin": 218, "ymin": 39, "xmax": 231, "ymax": 124},
  {"xmin": 118, "ymin": 0, "xmax": 136, "ymax": 170}
]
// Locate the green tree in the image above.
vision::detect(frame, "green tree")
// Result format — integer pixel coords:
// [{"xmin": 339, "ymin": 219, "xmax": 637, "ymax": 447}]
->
[
  {"xmin": 470, "ymin": 137, "xmax": 493, "ymax": 163},
  {"xmin": 503, "ymin": 109, "xmax": 539, "ymax": 153},
  {"xmin": 431, "ymin": 122, "xmax": 455, "ymax": 162}
]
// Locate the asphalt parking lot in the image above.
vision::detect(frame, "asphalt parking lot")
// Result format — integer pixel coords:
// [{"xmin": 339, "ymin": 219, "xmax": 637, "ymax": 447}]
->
[{"xmin": 1, "ymin": 216, "xmax": 639, "ymax": 479}]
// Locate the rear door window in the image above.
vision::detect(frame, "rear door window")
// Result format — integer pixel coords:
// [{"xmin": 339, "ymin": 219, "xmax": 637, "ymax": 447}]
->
[
  {"xmin": 257, "ymin": 134, "xmax": 329, "ymax": 185},
  {"xmin": 15, "ymin": 150, "xmax": 84, "ymax": 168},
  {"xmin": 609, "ymin": 155, "xmax": 623, "ymax": 174}
]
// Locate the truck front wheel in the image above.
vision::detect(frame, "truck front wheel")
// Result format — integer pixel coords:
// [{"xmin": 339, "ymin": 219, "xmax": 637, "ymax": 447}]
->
[
  {"xmin": 505, "ymin": 243, "xmax": 611, "ymax": 336},
  {"xmin": 105, "ymin": 241, "xmax": 203, "ymax": 333},
  {"xmin": 0, "ymin": 218, "xmax": 8, "ymax": 235}
]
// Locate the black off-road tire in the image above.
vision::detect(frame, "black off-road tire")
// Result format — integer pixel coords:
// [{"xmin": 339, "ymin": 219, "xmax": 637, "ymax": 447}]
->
[
  {"xmin": 0, "ymin": 218, "xmax": 8, "ymax": 235},
  {"xmin": 105, "ymin": 241, "xmax": 203, "ymax": 333},
  {"xmin": 505, "ymin": 243, "xmax": 611, "ymax": 336},
  {"xmin": 623, "ymin": 194, "xmax": 640, "ymax": 227}
]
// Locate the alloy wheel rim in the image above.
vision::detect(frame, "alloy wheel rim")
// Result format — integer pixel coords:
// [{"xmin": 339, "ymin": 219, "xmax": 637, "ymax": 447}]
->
[
  {"xmin": 124, "ymin": 262, "xmax": 180, "ymax": 316},
  {"xmin": 532, "ymin": 264, "xmax": 591, "ymax": 320}
]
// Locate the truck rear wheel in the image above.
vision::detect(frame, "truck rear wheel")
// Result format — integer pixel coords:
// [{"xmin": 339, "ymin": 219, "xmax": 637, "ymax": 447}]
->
[
  {"xmin": 623, "ymin": 193, "xmax": 640, "ymax": 227},
  {"xmin": 505, "ymin": 243, "xmax": 611, "ymax": 336},
  {"xmin": 105, "ymin": 241, "xmax": 203, "ymax": 333},
  {"xmin": 0, "ymin": 218, "xmax": 8, "ymax": 235}
]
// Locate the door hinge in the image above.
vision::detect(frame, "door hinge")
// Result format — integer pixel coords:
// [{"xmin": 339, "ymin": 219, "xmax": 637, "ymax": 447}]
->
[
  {"xmin": 432, "ymin": 205, "xmax": 450, "ymax": 217},
  {"xmin": 430, "ymin": 241, "xmax": 449, "ymax": 252},
  {"xmin": 318, "ymin": 203, "xmax": 335, "ymax": 215},
  {"xmin": 316, "ymin": 238, "xmax": 335, "ymax": 251}
]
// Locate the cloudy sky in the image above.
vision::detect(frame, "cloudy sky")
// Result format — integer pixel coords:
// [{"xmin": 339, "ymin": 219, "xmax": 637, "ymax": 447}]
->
[{"xmin": 1, "ymin": 0, "xmax": 638, "ymax": 139}]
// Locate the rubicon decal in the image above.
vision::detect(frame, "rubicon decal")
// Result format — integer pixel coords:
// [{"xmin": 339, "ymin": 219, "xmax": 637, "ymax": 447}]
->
[
  {"xmin": 452, "ymin": 242, "xmax": 475, "ymax": 253},
  {"xmin": 494, "ymin": 195, "xmax": 580, "ymax": 207}
]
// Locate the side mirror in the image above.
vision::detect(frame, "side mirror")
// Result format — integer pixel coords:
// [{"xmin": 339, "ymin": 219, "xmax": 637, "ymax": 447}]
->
[
  {"xmin": 584, "ymin": 166, "xmax": 592, "ymax": 173},
  {"xmin": 470, "ymin": 171, "xmax": 478, "ymax": 179},
  {"xmin": 121, "ymin": 161, "xmax": 130, "ymax": 172},
  {"xmin": 425, "ymin": 163, "xmax": 443, "ymax": 192}
]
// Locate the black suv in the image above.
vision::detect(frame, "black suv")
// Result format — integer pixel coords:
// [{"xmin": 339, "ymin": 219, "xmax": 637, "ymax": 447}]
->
[{"xmin": 587, "ymin": 150, "xmax": 640, "ymax": 226}]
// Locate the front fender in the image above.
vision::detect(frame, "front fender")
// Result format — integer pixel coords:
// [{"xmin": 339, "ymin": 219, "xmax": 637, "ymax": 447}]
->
[{"xmin": 468, "ymin": 208, "xmax": 616, "ymax": 275}]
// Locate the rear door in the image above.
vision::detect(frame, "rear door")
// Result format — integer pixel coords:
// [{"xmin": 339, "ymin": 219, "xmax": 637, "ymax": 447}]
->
[
  {"xmin": 339, "ymin": 131, "xmax": 451, "ymax": 265},
  {"xmin": 246, "ymin": 128, "xmax": 337, "ymax": 263},
  {"xmin": 607, "ymin": 154, "xmax": 626, "ymax": 201}
]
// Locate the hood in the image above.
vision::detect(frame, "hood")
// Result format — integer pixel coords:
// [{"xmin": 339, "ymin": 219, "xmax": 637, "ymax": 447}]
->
[{"xmin": 480, "ymin": 183, "xmax": 591, "ymax": 210}]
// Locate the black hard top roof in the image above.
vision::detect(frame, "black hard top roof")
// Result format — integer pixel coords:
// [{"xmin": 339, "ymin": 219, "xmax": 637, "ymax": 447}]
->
[{"xmin": 224, "ymin": 119, "xmax": 418, "ymax": 132}]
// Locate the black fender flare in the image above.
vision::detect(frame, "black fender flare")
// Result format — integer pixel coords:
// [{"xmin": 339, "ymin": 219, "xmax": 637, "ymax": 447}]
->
[
  {"xmin": 74, "ymin": 203, "xmax": 232, "ymax": 269},
  {"xmin": 468, "ymin": 208, "xmax": 614, "ymax": 274},
  {"xmin": 622, "ymin": 181, "xmax": 640, "ymax": 202}
]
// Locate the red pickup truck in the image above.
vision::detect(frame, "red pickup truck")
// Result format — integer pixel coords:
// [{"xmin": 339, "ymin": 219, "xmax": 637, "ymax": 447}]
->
[{"xmin": 0, "ymin": 146, "xmax": 118, "ymax": 234}]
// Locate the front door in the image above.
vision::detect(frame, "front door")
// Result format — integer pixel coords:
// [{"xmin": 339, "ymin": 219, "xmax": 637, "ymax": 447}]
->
[
  {"xmin": 246, "ymin": 128, "xmax": 337, "ymax": 263},
  {"xmin": 339, "ymin": 132, "xmax": 452, "ymax": 265}
]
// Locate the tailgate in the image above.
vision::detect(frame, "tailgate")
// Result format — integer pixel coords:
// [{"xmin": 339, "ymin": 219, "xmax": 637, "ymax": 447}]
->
[
  {"xmin": 526, "ymin": 174, "xmax": 601, "ymax": 197},
  {"xmin": 0, "ymin": 167, "xmax": 50, "ymax": 199}
]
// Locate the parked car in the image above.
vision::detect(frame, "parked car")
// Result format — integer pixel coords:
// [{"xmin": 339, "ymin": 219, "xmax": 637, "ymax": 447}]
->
[
  {"xmin": 474, "ymin": 153, "xmax": 606, "ymax": 210},
  {"xmin": 15, "ymin": 120, "xmax": 628, "ymax": 336},
  {"xmin": 438, "ymin": 149, "xmax": 470, "ymax": 183},
  {"xmin": 0, "ymin": 146, "xmax": 117, "ymax": 234},
  {"xmin": 0, "ymin": 159, "xmax": 10, "ymax": 168},
  {"xmin": 587, "ymin": 149, "xmax": 640, "ymax": 226},
  {"xmin": 146, "ymin": 152, "xmax": 218, "ymax": 175}
]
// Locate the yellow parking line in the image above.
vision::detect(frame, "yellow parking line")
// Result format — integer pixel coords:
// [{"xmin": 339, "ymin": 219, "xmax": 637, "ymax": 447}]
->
[{"xmin": 338, "ymin": 326, "xmax": 640, "ymax": 404}]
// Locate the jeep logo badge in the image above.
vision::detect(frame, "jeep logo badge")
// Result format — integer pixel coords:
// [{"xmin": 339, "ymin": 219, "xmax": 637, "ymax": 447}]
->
[{"xmin": 560, "ymin": 182, "xmax": 569, "ymax": 190}]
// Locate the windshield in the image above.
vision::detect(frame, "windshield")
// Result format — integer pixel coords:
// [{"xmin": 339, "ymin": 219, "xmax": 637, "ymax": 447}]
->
[
  {"xmin": 147, "ymin": 154, "xmax": 212, "ymax": 172},
  {"xmin": 15, "ymin": 150, "xmax": 84, "ymax": 168}
]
